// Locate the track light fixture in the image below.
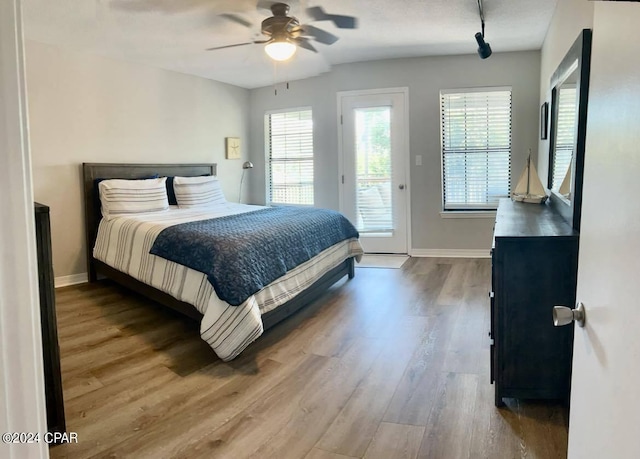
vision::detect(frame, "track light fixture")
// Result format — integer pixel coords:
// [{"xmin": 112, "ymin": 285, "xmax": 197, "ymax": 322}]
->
[{"xmin": 475, "ymin": 0, "xmax": 492, "ymax": 59}]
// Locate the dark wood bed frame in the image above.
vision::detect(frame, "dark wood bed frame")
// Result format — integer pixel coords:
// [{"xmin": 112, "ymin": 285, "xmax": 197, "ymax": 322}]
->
[{"xmin": 82, "ymin": 162, "xmax": 355, "ymax": 330}]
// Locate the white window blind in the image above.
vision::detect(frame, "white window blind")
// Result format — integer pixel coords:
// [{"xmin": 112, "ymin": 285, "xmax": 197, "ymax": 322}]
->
[
  {"xmin": 266, "ymin": 109, "xmax": 314, "ymax": 205},
  {"xmin": 551, "ymin": 86, "xmax": 577, "ymax": 190},
  {"xmin": 440, "ymin": 88, "xmax": 512, "ymax": 210}
]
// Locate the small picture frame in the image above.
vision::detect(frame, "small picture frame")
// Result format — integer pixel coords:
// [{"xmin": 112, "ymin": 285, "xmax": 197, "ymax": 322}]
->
[
  {"xmin": 225, "ymin": 137, "xmax": 241, "ymax": 159},
  {"xmin": 540, "ymin": 102, "xmax": 549, "ymax": 140}
]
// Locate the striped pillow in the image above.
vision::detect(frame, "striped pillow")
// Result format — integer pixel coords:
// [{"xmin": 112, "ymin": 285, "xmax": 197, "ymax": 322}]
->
[
  {"xmin": 173, "ymin": 176, "xmax": 226, "ymax": 209},
  {"xmin": 98, "ymin": 177, "xmax": 169, "ymax": 220}
]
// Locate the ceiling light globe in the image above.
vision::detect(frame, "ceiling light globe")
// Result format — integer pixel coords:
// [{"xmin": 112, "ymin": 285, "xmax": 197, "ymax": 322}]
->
[{"xmin": 265, "ymin": 41, "xmax": 297, "ymax": 61}]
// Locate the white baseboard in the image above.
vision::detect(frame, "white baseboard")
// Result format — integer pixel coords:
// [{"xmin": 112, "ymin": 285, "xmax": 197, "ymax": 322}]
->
[
  {"xmin": 55, "ymin": 273, "xmax": 88, "ymax": 288},
  {"xmin": 410, "ymin": 249, "xmax": 491, "ymax": 258}
]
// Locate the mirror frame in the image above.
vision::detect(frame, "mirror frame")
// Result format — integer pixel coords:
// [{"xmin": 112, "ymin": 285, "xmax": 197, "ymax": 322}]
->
[{"xmin": 547, "ymin": 29, "xmax": 592, "ymax": 232}]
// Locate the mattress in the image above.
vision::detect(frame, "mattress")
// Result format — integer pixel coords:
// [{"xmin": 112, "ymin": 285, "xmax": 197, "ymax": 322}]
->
[{"xmin": 93, "ymin": 203, "xmax": 363, "ymax": 360}]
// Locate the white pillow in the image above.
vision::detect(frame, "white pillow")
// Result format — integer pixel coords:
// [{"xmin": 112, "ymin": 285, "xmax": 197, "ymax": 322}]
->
[
  {"xmin": 99, "ymin": 177, "xmax": 169, "ymax": 220},
  {"xmin": 173, "ymin": 175, "xmax": 226, "ymax": 209}
]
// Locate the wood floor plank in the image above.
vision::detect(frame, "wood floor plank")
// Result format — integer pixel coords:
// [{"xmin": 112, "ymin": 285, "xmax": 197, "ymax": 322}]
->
[
  {"xmin": 316, "ymin": 317, "xmax": 429, "ymax": 457},
  {"xmin": 49, "ymin": 258, "xmax": 569, "ymax": 459},
  {"xmin": 363, "ymin": 422, "xmax": 425, "ymax": 459},
  {"xmin": 64, "ymin": 365, "xmax": 178, "ymax": 420},
  {"xmin": 468, "ymin": 379, "xmax": 569, "ymax": 459},
  {"xmin": 60, "ymin": 372, "xmax": 104, "ymax": 401},
  {"xmin": 513, "ymin": 399, "xmax": 569, "ymax": 459},
  {"xmin": 468, "ymin": 377, "xmax": 523, "ymax": 459},
  {"xmin": 55, "ymin": 357, "xmax": 286, "ymax": 458},
  {"xmin": 381, "ymin": 306, "xmax": 458, "ymax": 425},
  {"xmin": 230, "ymin": 338, "xmax": 385, "ymax": 459},
  {"xmin": 436, "ymin": 260, "xmax": 471, "ymax": 306},
  {"xmin": 403, "ymin": 262, "xmax": 452, "ymax": 317},
  {"xmin": 442, "ymin": 261, "xmax": 489, "ymax": 375},
  {"xmin": 418, "ymin": 372, "xmax": 479, "ymax": 459},
  {"xmin": 305, "ymin": 449, "xmax": 358, "ymax": 459}
]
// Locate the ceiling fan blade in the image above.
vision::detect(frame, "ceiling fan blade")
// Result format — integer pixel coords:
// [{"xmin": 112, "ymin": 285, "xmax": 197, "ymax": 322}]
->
[
  {"xmin": 302, "ymin": 24, "xmax": 339, "ymax": 45},
  {"xmin": 294, "ymin": 37, "xmax": 318, "ymax": 53},
  {"xmin": 206, "ymin": 42, "xmax": 253, "ymax": 51},
  {"xmin": 219, "ymin": 13, "xmax": 252, "ymax": 28},
  {"xmin": 306, "ymin": 6, "xmax": 357, "ymax": 29},
  {"xmin": 206, "ymin": 40, "xmax": 268, "ymax": 51}
]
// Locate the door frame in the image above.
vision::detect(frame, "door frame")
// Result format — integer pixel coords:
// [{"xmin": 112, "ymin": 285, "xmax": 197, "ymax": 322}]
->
[
  {"xmin": 336, "ymin": 87, "xmax": 412, "ymax": 254},
  {"xmin": 0, "ymin": 0, "xmax": 49, "ymax": 458}
]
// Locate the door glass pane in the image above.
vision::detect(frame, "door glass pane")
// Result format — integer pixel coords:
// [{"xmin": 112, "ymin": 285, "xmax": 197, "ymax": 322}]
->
[{"xmin": 355, "ymin": 106, "xmax": 393, "ymax": 233}]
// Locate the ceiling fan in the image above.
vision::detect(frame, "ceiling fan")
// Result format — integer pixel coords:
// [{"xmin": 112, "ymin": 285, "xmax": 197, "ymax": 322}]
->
[{"xmin": 207, "ymin": 2, "xmax": 358, "ymax": 61}]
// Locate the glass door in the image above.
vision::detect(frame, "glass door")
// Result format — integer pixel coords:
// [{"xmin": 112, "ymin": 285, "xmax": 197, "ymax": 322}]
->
[{"xmin": 340, "ymin": 91, "xmax": 408, "ymax": 253}]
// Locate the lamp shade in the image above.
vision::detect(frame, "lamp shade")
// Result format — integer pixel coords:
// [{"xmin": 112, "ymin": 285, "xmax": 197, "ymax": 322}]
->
[
  {"xmin": 264, "ymin": 41, "xmax": 297, "ymax": 61},
  {"xmin": 242, "ymin": 161, "xmax": 254, "ymax": 169}
]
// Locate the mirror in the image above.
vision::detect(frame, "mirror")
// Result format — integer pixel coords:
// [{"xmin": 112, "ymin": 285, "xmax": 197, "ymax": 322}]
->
[
  {"xmin": 547, "ymin": 29, "xmax": 592, "ymax": 232},
  {"xmin": 551, "ymin": 63, "xmax": 578, "ymax": 199}
]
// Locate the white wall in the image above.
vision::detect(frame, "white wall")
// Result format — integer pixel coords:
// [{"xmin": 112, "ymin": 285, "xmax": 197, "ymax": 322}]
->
[
  {"xmin": 26, "ymin": 41, "xmax": 251, "ymax": 280},
  {"xmin": 537, "ymin": 0, "xmax": 594, "ymax": 181},
  {"xmin": 249, "ymin": 52, "xmax": 541, "ymax": 253}
]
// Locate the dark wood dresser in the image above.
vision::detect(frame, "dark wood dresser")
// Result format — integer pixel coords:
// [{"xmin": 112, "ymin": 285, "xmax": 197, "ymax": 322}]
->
[
  {"xmin": 34, "ymin": 203, "xmax": 66, "ymax": 433},
  {"xmin": 490, "ymin": 199, "xmax": 578, "ymax": 406}
]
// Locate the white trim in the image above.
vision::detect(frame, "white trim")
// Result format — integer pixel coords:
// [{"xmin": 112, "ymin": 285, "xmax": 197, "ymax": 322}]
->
[
  {"xmin": 439, "ymin": 211, "xmax": 496, "ymax": 219},
  {"xmin": 55, "ymin": 273, "xmax": 88, "ymax": 288},
  {"xmin": 440, "ymin": 85, "xmax": 513, "ymax": 95},
  {"xmin": 0, "ymin": 1, "xmax": 49, "ymax": 457},
  {"xmin": 410, "ymin": 249, "xmax": 492, "ymax": 258},
  {"xmin": 403, "ymin": 90, "xmax": 413, "ymax": 256},
  {"xmin": 263, "ymin": 105, "xmax": 313, "ymax": 116},
  {"xmin": 337, "ymin": 93, "xmax": 344, "ymax": 214}
]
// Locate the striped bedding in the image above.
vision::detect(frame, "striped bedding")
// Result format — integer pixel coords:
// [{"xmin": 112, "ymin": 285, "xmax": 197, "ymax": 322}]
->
[{"xmin": 93, "ymin": 203, "xmax": 363, "ymax": 361}]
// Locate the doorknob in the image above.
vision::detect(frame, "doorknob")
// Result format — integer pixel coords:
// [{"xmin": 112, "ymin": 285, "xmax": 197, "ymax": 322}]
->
[
  {"xmin": 399, "ymin": 184, "xmax": 405, "ymax": 190},
  {"xmin": 553, "ymin": 302, "xmax": 586, "ymax": 328}
]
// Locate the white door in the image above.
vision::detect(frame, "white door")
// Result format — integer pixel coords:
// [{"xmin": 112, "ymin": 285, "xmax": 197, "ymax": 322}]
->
[
  {"xmin": 567, "ymin": 5, "xmax": 640, "ymax": 458},
  {"xmin": 339, "ymin": 89, "xmax": 409, "ymax": 254}
]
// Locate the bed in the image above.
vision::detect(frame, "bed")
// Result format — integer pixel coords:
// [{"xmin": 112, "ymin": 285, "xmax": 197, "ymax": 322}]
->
[{"xmin": 82, "ymin": 163, "xmax": 363, "ymax": 361}]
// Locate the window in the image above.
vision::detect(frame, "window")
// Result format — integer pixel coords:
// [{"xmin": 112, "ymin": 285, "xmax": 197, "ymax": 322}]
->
[
  {"xmin": 266, "ymin": 109, "xmax": 313, "ymax": 205},
  {"xmin": 440, "ymin": 88, "xmax": 512, "ymax": 210}
]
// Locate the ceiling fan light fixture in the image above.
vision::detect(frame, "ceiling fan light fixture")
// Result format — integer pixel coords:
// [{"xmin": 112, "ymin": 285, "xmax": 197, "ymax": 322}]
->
[{"xmin": 264, "ymin": 40, "xmax": 297, "ymax": 61}]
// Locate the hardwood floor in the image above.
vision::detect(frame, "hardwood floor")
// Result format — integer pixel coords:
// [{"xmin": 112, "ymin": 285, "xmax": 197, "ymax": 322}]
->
[{"xmin": 51, "ymin": 258, "xmax": 568, "ymax": 459}]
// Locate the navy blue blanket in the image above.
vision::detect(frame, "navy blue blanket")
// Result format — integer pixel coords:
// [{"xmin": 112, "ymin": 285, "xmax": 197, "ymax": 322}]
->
[{"xmin": 150, "ymin": 207, "xmax": 359, "ymax": 306}]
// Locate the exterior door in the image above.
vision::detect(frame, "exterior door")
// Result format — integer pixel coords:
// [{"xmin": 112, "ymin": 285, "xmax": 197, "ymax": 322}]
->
[
  {"xmin": 339, "ymin": 89, "xmax": 409, "ymax": 254},
  {"xmin": 567, "ymin": 4, "xmax": 640, "ymax": 458}
]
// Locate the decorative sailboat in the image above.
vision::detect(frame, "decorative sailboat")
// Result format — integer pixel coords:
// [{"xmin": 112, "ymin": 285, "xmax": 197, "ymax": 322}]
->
[
  {"xmin": 512, "ymin": 151, "xmax": 548, "ymax": 204},
  {"xmin": 558, "ymin": 163, "xmax": 572, "ymax": 199}
]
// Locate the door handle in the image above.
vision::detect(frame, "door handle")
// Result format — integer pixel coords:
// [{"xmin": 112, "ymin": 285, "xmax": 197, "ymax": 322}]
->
[
  {"xmin": 399, "ymin": 184, "xmax": 405, "ymax": 190},
  {"xmin": 553, "ymin": 302, "xmax": 586, "ymax": 328}
]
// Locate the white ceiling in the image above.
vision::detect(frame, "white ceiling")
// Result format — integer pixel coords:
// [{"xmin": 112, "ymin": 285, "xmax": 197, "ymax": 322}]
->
[{"xmin": 23, "ymin": 0, "xmax": 558, "ymax": 89}]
